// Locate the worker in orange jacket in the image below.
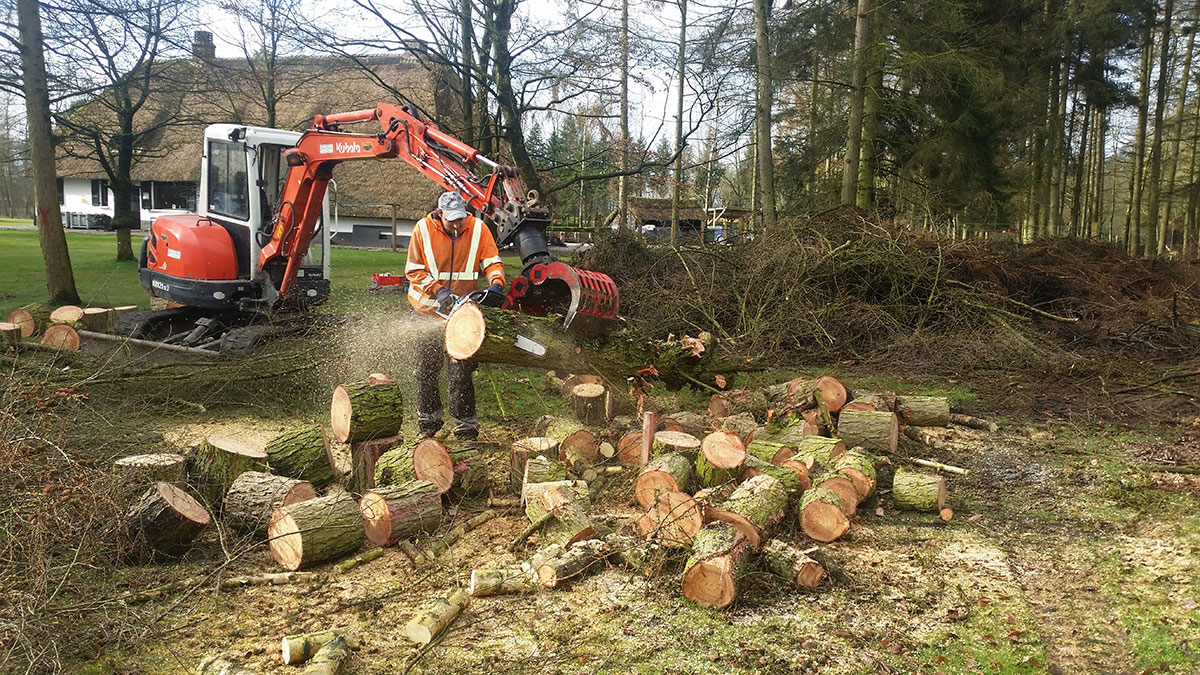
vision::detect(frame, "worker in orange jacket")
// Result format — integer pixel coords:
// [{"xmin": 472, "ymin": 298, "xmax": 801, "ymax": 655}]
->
[{"xmin": 406, "ymin": 191, "xmax": 506, "ymax": 440}]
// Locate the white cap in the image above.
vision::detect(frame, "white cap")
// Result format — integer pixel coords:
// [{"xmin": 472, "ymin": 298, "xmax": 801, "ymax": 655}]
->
[{"xmin": 438, "ymin": 192, "xmax": 468, "ymax": 221}]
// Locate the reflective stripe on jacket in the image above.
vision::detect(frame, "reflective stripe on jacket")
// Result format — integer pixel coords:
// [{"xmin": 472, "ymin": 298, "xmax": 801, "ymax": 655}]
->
[{"xmin": 405, "ymin": 211, "xmax": 506, "ymax": 315}]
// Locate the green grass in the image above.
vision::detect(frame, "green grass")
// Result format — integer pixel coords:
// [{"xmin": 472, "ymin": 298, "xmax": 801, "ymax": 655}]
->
[
  {"xmin": 0, "ymin": 217, "xmax": 33, "ymax": 226},
  {"xmin": 0, "ymin": 229, "xmax": 520, "ymax": 314}
]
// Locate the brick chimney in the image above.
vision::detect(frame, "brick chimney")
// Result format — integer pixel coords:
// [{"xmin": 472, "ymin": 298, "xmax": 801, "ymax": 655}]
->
[{"xmin": 192, "ymin": 30, "xmax": 215, "ymax": 61}]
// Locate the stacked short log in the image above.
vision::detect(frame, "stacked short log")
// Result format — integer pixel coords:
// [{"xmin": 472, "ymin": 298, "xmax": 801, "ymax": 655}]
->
[
  {"xmin": 651, "ymin": 430, "xmax": 701, "ymax": 458},
  {"xmin": 835, "ymin": 409, "xmax": 898, "ymax": 454},
  {"xmin": 81, "ymin": 307, "xmax": 116, "ymax": 332},
  {"xmin": 832, "ymin": 449, "xmax": 877, "ymax": 500},
  {"xmin": 223, "ymin": 471, "xmax": 317, "ymax": 535},
  {"xmin": 895, "ymin": 396, "xmax": 951, "ymax": 427},
  {"xmin": 510, "ymin": 437, "xmax": 558, "ymax": 492},
  {"xmin": 374, "ymin": 438, "xmax": 454, "ymax": 492},
  {"xmin": 49, "ymin": 305, "xmax": 85, "ymax": 326},
  {"xmin": 113, "ymin": 453, "xmax": 187, "ymax": 487},
  {"xmin": 680, "ymin": 523, "xmax": 752, "ymax": 608},
  {"xmin": 762, "ymin": 541, "xmax": 824, "ymax": 588},
  {"xmin": 539, "ymin": 416, "xmax": 600, "ymax": 464},
  {"xmin": 359, "ymin": 480, "xmax": 443, "ymax": 546},
  {"xmin": 123, "ymin": 482, "xmax": 211, "ymax": 560},
  {"xmin": 703, "ymin": 474, "xmax": 789, "ymax": 549},
  {"xmin": 813, "ymin": 472, "xmax": 859, "ymax": 516},
  {"xmin": 693, "ymin": 430, "xmax": 746, "ymax": 489},
  {"xmin": 40, "ymin": 324, "xmax": 80, "ymax": 350},
  {"xmin": 7, "ymin": 303, "xmax": 51, "ymax": 337},
  {"xmin": 350, "ymin": 434, "xmax": 400, "ymax": 494},
  {"xmin": 265, "ymin": 424, "xmax": 336, "ymax": 488},
  {"xmin": 188, "ymin": 436, "xmax": 268, "ymax": 507},
  {"xmin": 892, "ymin": 469, "xmax": 947, "ymax": 512},
  {"xmin": 330, "ymin": 376, "xmax": 404, "ymax": 443},
  {"xmin": 635, "ymin": 489, "xmax": 703, "ymax": 547},
  {"xmin": 798, "ymin": 487, "xmax": 850, "ymax": 543},
  {"xmin": 268, "ymin": 492, "xmax": 365, "ymax": 571},
  {"xmin": 634, "ymin": 453, "xmax": 692, "ymax": 508}
]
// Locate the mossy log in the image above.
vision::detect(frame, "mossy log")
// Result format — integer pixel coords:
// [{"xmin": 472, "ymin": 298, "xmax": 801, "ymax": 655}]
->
[
  {"xmin": 603, "ymin": 532, "xmax": 672, "ymax": 577},
  {"xmin": 562, "ymin": 444, "xmax": 596, "ymax": 481},
  {"xmin": 707, "ymin": 394, "xmax": 730, "ymax": 417},
  {"xmin": 523, "ymin": 481, "xmax": 591, "ymax": 547},
  {"xmin": 405, "ymin": 588, "xmax": 470, "ymax": 645},
  {"xmin": 745, "ymin": 438, "xmax": 797, "ymax": 464},
  {"xmin": 123, "ymin": 482, "xmax": 211, "ymax": 560},
  {"xmin": 350, "ymin": 435, "xmax": 400, "ymax": 494},
  {"xmin": 7, "ymin": 303, "xmax": 51, "ymax": 337},
  {"xmin": 81, "ymin": 307, "xmax": 116, "ymax": 332},
  {"xmin": 753, "ymin": 423, "xmax": 812, "ymax": 450},
  {"xmin": 49, "ymin": 305, "xmax": 85, "ymax": 325},
  {"xmin": 470, "ymin": 565, "xmax": 536, "ymax": 597},
  {"xmin": 510, "ymin": 437, "xmax": 558, "ymax": 492},
  {"xmin": 693, "ymin": 451, "xmax": 738, "ymax": 490},
  {"xmin": 538, "ymin": 416, "xmax": 600, "ymax": 464},
  {"xmin": 892, "ymin": 469, "xmax": 947, "ymax": 512},
  {"xmin": 374, "ymin": 438, "xmax": 454, "ymax": 493},
  {"xmin": 836, "ymin": 409, "xmax": 899, "ymax": 454},
  {"xmin": 635, "ymin": 489, "xmax": 703, "ymax": 548},
  {"xmin": 330, "ymin": 378, "xmax": 404, "ymax": 443},
  {"xmin": 833, "ymin": 449, "xmax": 878, "ymax": 500},
  {"xmin": 0, "ymin": 321, "xmax": 22, "ymax": 345},
  {"xmin": 787, "ymin": 375, "xmax": 849, "ymax": 413},
  {"xmin": 659, "ymin": 411, "xmax": 709, "ymax": 437},
  {"xmin": 814, "ymin": 472, "xmax": 858, "ymax": 516},
  {"xmin": 616, "ymin": 430, "xmax": 644, "ymax": 465},
  {"xmin": 740, "ymin": 454, "xmax": 807, "ymax": 493},
  {"xmin": 302, "ymin": 636, "xmax": 352, "ymax": 675},
  {"xmin": 762, "ymin": 540, "xmax": 824, "ymax": 588},
  {"xmin": 896, "ymin": 396, "xmax": 951, "ymax": 427},
  {"xmin": 281, "ymin": 628, "xmax": 362, "ymax": 666},
  {"xmin": 40, "ymin": 323, "xmax": 80, "ymax": 350},
  {"xmin": 703, "ymin": 474, "xmax": 790, "ymax": 549},
  {"xmin": 447, "ymin": 446, "xmax": 488, "ymax": 498},
  {"xmin": 523, "ymin": 454, "xmax": 568, "ymax": 494},
  {"xmin": 535, "ymin": 485, "xmax": 596, "ymax": 547},
  {"xmin": 719, "ymin": 413, "xmax": 759, "ymax": 441},
  {"xmin": 113, "ymin": 453, "xmax": 187, "ymax": 487},
  {"xmin": 842, "ymin": 392, "xmax": 896, "ymax": 413},
  {"xmin": 798, "ymin": 487, "xmax": 850, "ymax": 543},
  {"xmin": 634, "ymin": 453, "xmax": 693, "ymax": 507},
  {"xmin": 268, "ymin": 492, "xmax": 365, "ymax": 571},
  {"xmin": 443, "ymin": 303, "xmax": 717, "ymax": 388},
  {"xmin": 652, "ymin": 430, "xmax": 702, "ymax": 459},
  {"xmin": 188, "ymin": 436, "xmax": 268, "ymax": 507},
  {"xmin": 265, "ymin": 424, "xmax": 336, "ymax": 488},
  {"xmin": 791, "ymin": 435, "xmax": 847, "ymax": 469},
  {"xmin": 570, "ymin": 382, "xmax": 609, "ymax": 425},
  {"xmin": 535, "ymin": 539, "xmax": 612, "ymax": 588},
  {"xmin": 359, "ymin": 480, "xmax": 443, "ymax": 546},
  {"xmin": 223, "ymin": 471, "xmax": 317, "ymax": 535},
  {"xmin": 700, "ymin": 430, "xmax": 746, "ymax": 470},
  {"xmin": 680, "ymin": 523, "xmax": 752, "ymax": 609}
]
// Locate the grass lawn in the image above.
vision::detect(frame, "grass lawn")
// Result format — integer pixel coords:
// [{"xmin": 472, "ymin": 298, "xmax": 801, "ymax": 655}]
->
[{"xmin": 0, "ymin": 229, "xmax": 520, "ymax": 314}]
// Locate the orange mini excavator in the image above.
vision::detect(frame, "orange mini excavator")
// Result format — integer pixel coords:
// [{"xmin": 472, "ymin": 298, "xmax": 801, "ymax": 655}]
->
[{"xmin": 120, "ymin": 103, "xmax": 618, "ymax": 351}]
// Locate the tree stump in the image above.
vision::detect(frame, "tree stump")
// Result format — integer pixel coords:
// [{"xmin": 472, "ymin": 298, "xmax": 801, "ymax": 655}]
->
[
  {"xmin": 123, "ymin": 482, "xmax": 211, "ymax": 559},
  {"xmin": 448, "ymin": 446, "xmax": 488, "ymax": 498},
  {"xmin": 536, "ymin": 539, "xmax": 612, "ymax": 588},
  {"xmin": 560, "ymin": 373, "xmax": 604, "ymax": 398},
  {"xmin": 570, "ymin": 382, "xmax": 609, "ymax": 425},
  {"xmin": 40, "ymin": 324, "xmax": 80, "ymax": 350},
  {"xmin": 350, "ymin": 435, "xmax": 400, "ymax": 494},
  {"xmin": 330, "ymin": 377, "xmax": 404, "ymax": 443},
  {"xmin": 266, "ymin": 425, "xmax": 336, "ymax": 488},
  {"xmin": 539, "ymin": 416, "xmax": 600, "ymax": 465},
  {"xmin": 470, "ymin": 565, "xmax": 536, "ymax": 596},
  {"xmin": 268, "ymin": 492, "xmax": 365, "ymax": 571},
  {"xmin": 892, "ymin": 469, "xmax": 947, "ymax": 512},
  {"xmin": 405, "ymin": 588, "xmax": 470, "ymax": 644},
  {"xmin": 634, "ymin": 453, "xmax": 693, "ymax": 507},
  {"xmin": 703, "ymin": 474, "xmax": 789, "ymax": 549},
  {"xmin": 224, "ymin": 471, "xmax": 317, "ymax": 535},
  {"xmin": 49, "ymin": 305, "xmax": 84, "ymax": 325},
  {"xmin": 836, "ymin": 409, "xmax": 898, "ymax": 454},
  {"xmin": 652, "ymin": 430, "xmax": 702, "ymax": 459},
  {"xmin": 787, "ymin": 375, "xmax": 849, "ymax": 412},
  {"xmin": 510, "ymin": 437, "xmax": 558, "ymax": 493},
  {"xmin": 7, "ymin": 303, "xmax": 50, "ymax": 338},
  {"xmin": 0, "ymin": 322, "xmax": 21, "ymax": 345},
  {"xmin": 189, "ymin": 436, "xmax": 268, "ymax": 507},
  {"xmin": 374, "ymin": 438, "xmax": 454, "ymax": 493},
  {"xmin": 814, "ymin": 471, "xmax": 859, "ymax": 516},
  {"xmin": 896, "ymin": 396, "xmax": 951, "ymax": 427},
  {"xmin": 635, "ymin": 489, "xmax": 704, "ymax": 547},
  {"xmin": 81, "ymin": 307, "xmax": 115, "ymax": 332},
  {"xmin": 798, "ymin": 487, "xmax": 850, "ymax": 542},
  {"xmin": 113, "ymin": 453, "xmax": 187, "ymax": 487},
  {"xmin": 359, "ymin": 480, "xmax": 443, "ymax": 546},
  {"xmin": 680, "ymin": 523, "xmax": 752, "ymax": 608},
  {"xmin": 832, "ymin": 449, "xmax": 877, "ymax": 499},
  {"xmin": 740, "ymin": 454, "xmax": 808, "ymax": 493},
  {"xmin": 762, "ymin": 540, "xmax": 824, "ymax": 588}
]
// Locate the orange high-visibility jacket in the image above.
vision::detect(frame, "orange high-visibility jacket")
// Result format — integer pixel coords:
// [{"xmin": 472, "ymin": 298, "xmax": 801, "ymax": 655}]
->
[{"xmin": 406, "ymin": 212, "xmax": 506, "ymax": 315}]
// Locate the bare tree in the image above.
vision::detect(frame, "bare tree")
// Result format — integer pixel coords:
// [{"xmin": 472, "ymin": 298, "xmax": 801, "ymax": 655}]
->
[{"xmin": 752, "ymin": 0, "xmax": 776, "ymax": 227}]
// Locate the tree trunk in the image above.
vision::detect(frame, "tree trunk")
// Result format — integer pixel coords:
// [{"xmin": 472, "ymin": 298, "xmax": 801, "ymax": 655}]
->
[
  {"xmin": 359, "ymin": 480, "xmax": 443, "ymax": 546},
  {"xmin": 836, "ymin": 409, "xmax": 898, "ymax": 454},
  {"xmin": 268, "ymin": 492, "xmax": 365, "ymax": 571},
  {"xmin": 123, "ymin": 482, "xmax": 211, "ymax": 560},
  {"xmin": 762, "ymin": 540, "xmax": 824, "ymax": 588},
  {"xmin": 7, "ymin": 303, "xmax": 51, "ymax": 338},
  {"xmin": 618, "ymin": 0, "xmax": 630, "ymax": 230},
  {"xmin": 281, "ymin": 628, "xmax": 361, "ymax": 666},
  {"xmin": 634, "ymin": 453, "xmax": 693, "ymax": 507},
  {"xmin": 703, "ymin": 474, "xmax": 789, "ymax": 549},
  {"xmin": 374, "ymin": 438, "xmax": 454, "ymax": 493},
  {"xmin": 857, "ymin": 36, "xmax": 884, "ymax": 209},
  {"xmin": 489, "ymin": 0, "xmax": 541, "ymax": 194},
  {"xmin": 113, "ymin": 453, "xmax": 187, "ymax": 487},
  {"xmin": 669, "ymin": 0, "xmax": 687, "ymax": 246},
  {"xmin": 536, "ymin": 539, "xmax": 611, "ymax": 588},
  {"xmin": 1164, "ymin": 2, "xmax": 1199, "ymax": 250},
  {"xmin": 798, "ymin": 486, "xmax": 850, "ymax": 542},
  {"xmin": 223, "ymin": 470, "xmax": 317, "ymax": 535},
  {"xmin": 110, "ymin": 177, "xmax": 136, "ymax": 261},
  {"xmin": 753, "ymin": 0, "xmax": 778, "ymax": 228},
  {"xmin": 1146, "ymin": 0, "xmax": 1176, "ymax": 255},
  {"xmin": 1128, "ymin": 31, "xmax": 1154, "ymax": 254},
  {"xmin": 405, "ymin": 588, "xmax": 470, "ymax": 645},
  {"xmin": 510, "ymin": 437, "xmax": 558, "ymax": 493},
  {"xmin": 892, "ymin": 469, "xmax": 947, "ymax": 512},
  {"xmin": 841, "ymin": 0, "xmax": 872, "ymax": 205},
  {"xmin": 17, "ymin": 0, "xmax": 80, "ymax": 305},
  {"xmin": 188, "ymin": 436, "xmax": 269, "ymax": 508},
  {"xmin": 635, "ymin": 489, "xmax": 703, "ymax": 547},
  {"xmin": 330, "ymin": 378, "xmax": 404, "ymax": 443},
  {"xmin": 894, "ymin": 396, "xmax": 950, "ymax": 427},
  {"xmin": 266, "ymin": 424, "xmax": 336, "ymax": 488},
  {"xmin": 680, "ymin": 523, "xmax": 751, "ymax": 608},
  {"xmin": 617, "ymin": 430, "xmax": 645, "ymax": 465},
  {"xmin": 448, "ymin": 446, "xmax": 488, "ymax": 498}
]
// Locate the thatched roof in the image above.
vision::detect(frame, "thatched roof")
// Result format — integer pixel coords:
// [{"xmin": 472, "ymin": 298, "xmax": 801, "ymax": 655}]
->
[
  {"xmin": 56, "ymin": 52, "xmax": 464, "ymax": 220},
  {"xmin": 628, "ymin": 196, "xmax": 706, "ymax": 224}
]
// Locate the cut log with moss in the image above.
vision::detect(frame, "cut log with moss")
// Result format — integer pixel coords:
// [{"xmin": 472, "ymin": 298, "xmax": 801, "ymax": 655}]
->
[
  {"xmin": 680, "ymin": 523, "xmax": 752, "ymax": 609},
  {"xmin": 510, "ymin": 437, "xmax": 558, "ymax": 492},
  {"xmin": 223, "ymin": 471, "xmax": 317, "ymax": 535},
  {"xmin": 892, "ymin": 469, "xmax": 947, "ymax": 513},
  {"xmin": 843, "ymin": 392, "xmax": 896, "ymax": 413},
  {"xmin": 330, "ymin": 377, "xmax": 404, "ymax": 443},
  {"xmin": 40, "ymin": 323, "xmax": 80, "ymax": 350},
  {"xmin": 699, "ymin": 430, "xmax": 746, "ymax": 473},
  {"xmin": 636, "ymin": 489, "xmax": 703, "ymax": 547},
  {"xmin": 266, "ymin": 425, "xmax": 336, "ymax": 488},
  {"xmin": 762, "ymin": 540, "xmax": 824, "ymax": 588},
  {"xmin": 703, "ymin": 474, "xmax": 789, "ymax": 549},
  {"xmin": 837, "ymin": 409, "xmax": 898, "ymax": 454},
  {"xmin": 470, "ymin": 565, "xmax": 536, "ymax": 597},
  {"xmin": 616, "ymin": 430, "xmax": 644, "ymax": 465},
  {"xmin": 113, "ymin": 453, "xmax": 187, "ymax": 487},
  {"xmin": 791, "ymin": 435, "xmax": 847, "ymax": 469},
  {"xmin": 123, "ymin": 482, "xmax": 211, "ymax": 560},
  {"xmin": 188, "ymin": 436, "xmax": 268, "ymax": 507},
  {"xmin": 350, "ymin": 435, "xmax": 399, "ymax": 494},
  {"xmin": 604, "ymin": 532, "xmax": 672, "ymax": 576},
  {"xmin": 80, "ymin": 307, "xmax": 115, "ymax": 333},
  {"xmin": 0, "ymin": 322, "xmax": 22, "ymax": 345},
  {"xmin": 634, "ymin": 453, "xmax": 693, "ymax": 507},
  {"xmin": 798, "ymin": 487, "xmax": 850, "ymax": 543},
  {"xmin": 562, "ymin": 444, "xmax": 596, "ymax": 481},
  {"xmin": 832, "ymin": 449, "xmax": 877, "ymax": 500},
  {"xmin": 538, "ymin": 416, "xmax": 600, "ymax": 464},
  {"xmin": 268, "ymin": 492, "xmax": 365, "ymax": 571},
  {"xmin": 374, "ymin": 438, "xmax": 454, "ymax": 493},
  {"xmin": 447, "ymin": 446, "xmax": 488, "ymax": 498},
  {"xmin": 651, "ymin": 430, "xmax": 702, "ymax": 459},
  {"xmin": 719, "ymin": 413, "xmax": 758, "ymax": 441},
  {"xmin": 405, "ymin": 588, "xmax": 470, "ymax": 645},
  {"xmin": 895, "ymin": 395, "xmax": 951, "ymax": 427},
  {"xmin": 302, "ymin": 635, "xmax": 352, "ymax": 675},
  {"xmin": 535, "ymin": 539, "xmax": 612, "ymax": 588},
  {"xmin": 523, "ymin": 454, "xmax": 568, "ymax": 496},
  {"xmin": 535, "ymin": 485, "xmax": 596, "ymax": 546},
  {"xmin": 745, "ymin": 438, "xmax": 796, "ymax": 464},
  {"xmin": 814, "ymin": 472, "xmax": 858, "ymax": 516},
  {"xmin": 707, "ymin": 395, "xmax": 730, "ymax": 418},
  {"xmin": 740, "ymin": 455, "xmax": 807, "ymax": 493},
  {"xmin": 359, "ymin": 480, "xmax": 443, "ymax": 546},
  {"xmin": 787, "ymin": 375, "xmax": 849, "ymax": 413},
  {"xmin": 660, "ymin": 411, "xmax": 709, "ymax": 437},
  {"xmin": 443, "ymin": 302, "xmax": 719, "ymax": 388},
  {"xmin": 7, "ymin": 303, "xmax": 50, "ymax": 338},
  {"xmin": 693, "ymin": 451, "xmax": 739, "ymax": 490},
  {"xmin": 569, "ymin": 382, "xmax": 609, "ymax": 426},
  {"xmin": 281, "ymin": 628, "xmax": 362, "ymax": 666},
  {"xmin": 49, "ymin": 305, "xmax": 85, "ymax": 325}
]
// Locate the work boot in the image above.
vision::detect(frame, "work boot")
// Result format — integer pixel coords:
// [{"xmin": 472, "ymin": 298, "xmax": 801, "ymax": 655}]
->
[
  {"xmin": 454, "ymin": 427, "xmax": 478, "ymax": 441},
  {"xmin": 418, "ymin": 420, "xmax": 443, "ymax": 439}
]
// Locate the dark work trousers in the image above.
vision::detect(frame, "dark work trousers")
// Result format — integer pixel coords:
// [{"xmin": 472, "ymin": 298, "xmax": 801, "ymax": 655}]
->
[{"xmin": 413, "ymin": 320, "xmax": 478, "ymax": 439}]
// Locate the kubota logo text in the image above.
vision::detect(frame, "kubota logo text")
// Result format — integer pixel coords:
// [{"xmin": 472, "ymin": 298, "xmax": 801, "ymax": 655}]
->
[{"xmin": 336, "ymin": 142, "xmax": 361, "ymax": 153}]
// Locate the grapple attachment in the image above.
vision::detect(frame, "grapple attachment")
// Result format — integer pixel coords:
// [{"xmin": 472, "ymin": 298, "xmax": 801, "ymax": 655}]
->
[{"xmin": 505, "ymin": 261, "xmax": 619, "ymax": 336}]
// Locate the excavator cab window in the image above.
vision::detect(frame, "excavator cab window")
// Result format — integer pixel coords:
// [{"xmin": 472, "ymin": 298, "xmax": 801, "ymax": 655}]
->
[
  {"xmin": 258, "ymin": 142, "xmax": 323, "ymax": 268},
  {"xmin": 207, "ymin": 140, "xmax": 250, "ymax": 221}
]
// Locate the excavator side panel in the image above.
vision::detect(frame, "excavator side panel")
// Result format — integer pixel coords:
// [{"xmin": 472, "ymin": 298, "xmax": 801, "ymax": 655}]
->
[{"xmin": 140, "ymin": 214, "xmax": 258, "ymax": 308}]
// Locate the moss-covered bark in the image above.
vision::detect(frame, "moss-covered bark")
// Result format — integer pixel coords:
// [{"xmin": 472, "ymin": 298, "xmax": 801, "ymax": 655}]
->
[{"xmin": 265, "ymin": 425, "xmax": 335, "ymax": 488}]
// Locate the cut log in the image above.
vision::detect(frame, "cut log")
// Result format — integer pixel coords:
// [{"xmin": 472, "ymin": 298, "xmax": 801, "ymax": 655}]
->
[
  {"xmin": 40, "ymin": 323, "xmax": 80, "ymax": 350},
  {"xmin": 329, "ymin": 377, "xmax": 404, "ymax": 443},
  {"xmin": 635, "ymin": 489, "xmax": 704, "ymax": 547},
  {"xmin": 745, "ymin": 438, "xmax": 796, "ymax": 464},
  {"xmin": 616, "ymin": 430, "xmax": 644, "ymax": 465},
  {"xmin": 0, "ymin": 322, "xmax": 21, "ymax": 345},
  {"xmin": 837, "ymin": 409, "xmax": 899, "ymax": 455},
  {"xmin": 113, "ymin": 453, "xmax": 187, "ymax": 486},
  {"xmin": 798, "ymin": 487, "xmax": 850, "ymax": 542},
  {"xmin": 896, "ymin": 396, "xmax": 951, "ymax": 427},
  {"xmin": 652, "ymin": 430, "xmax": 702, "ymax": 459},
  {"xmin": 510, "ymin": 437, "xmax": 558, "ymax": 492},
  {"xmin": 718, "ymin": 413, "xmax": 759, "ymax": 441},
  {"xmin": 7, "ymin": 303, "xmax": 51, "ymax": 337},
  {"xmin": 282, "ymin": 628, "xmax": 362, "ymax": 666},
  {"xmin": 538, "ymin": 416, "xmax": 600, "ymax": 464},
  {"xmin": 374, "ymin": 438, "xmax": 454, "ymax": 493},
  {"xmin": 660, "ymin": 411, "xmax": 708, "ymax": 437},
  {"xmin": 949, "ymin": 412, "xmax": 998, "ymax": 432},
  {"xmin": 603, "ymin": 532, "xmax": 670, "ymax": 576},
  {"xmin": 49, "ymin": 305, "xmax": 85, "ymax": 325},
  {"xmin": 197, "ymin": 657, "xmax": 254, "ymax": 674},
  {"xmin": 693, "ymin": 451, "xmax": 738, "ymax": 490},
  {"xmin": 470, "ymin": 565, "xmax": 536, "ymax": 597},
  {"xmin": 634, "ymin": 453, "xmax": 693, "ymax": 508},
  {"xmin": 265, "ymin": 424, "xmax": 336, "ymax": 488},
  {"xmin": 569, "ymin": 382, "xmax": 609, "ymax": 425},
  {"xmin": 224, "ymin": 471, "xmax": 317, "ymax": 535},
  {"xmin": 892, "ymin": 469, "xmax": 947, "ymax": 513},
  {"xmin": 404, "ymin": 510, "xmax": 497, "ymax": 568},
  {"xmin": 680, "ymin": 523, "xmax": 752, "ymax": 609},
  {"xmin": 560, "ymin": 373, "xmax": 604, "ymax": 399},
  {"xmin": 350, "ymin": 435, "xmax": 399, "ymax": 494},
  {"xmin": 405, "ymin": 588, "xmax": 470, "ymax": 645},
  {"xmin": 699, "ymin": 430, "xmax": 747, "ymax": 470},
  {"xmin": 740, "ymin": 454, "xmax": 808, "ymax": 493},
  {"xmin": 562, "ymin": 444, "xmax": 595, "ymax": 480},
  {"xmin": 762, "ymin": 540, "xmax": 824, "ymax": 588},
  {"xmin": 790, "ymin": 435, "xmax": 847, "ymax": 469},
  {"xmin": 112, "ymin": 304, "xmax": 138, "ymax": 318},
  {"xmin": 123, "ymin": 482, "xmax": 211, "ymax": 559},
  {"xmin": 302, "ymin": 636, "xmax": 351, "ymax": 675},
  {"xmin": 535, "ymin": 539, "xmax": 612, "ymax": 588},
  {"xmin": 268, "ymin": 492, "xmax": 365, "ymax": 571},
  {"xmin": 832, "ymin": 449, "xmax": 877, "ymax": 499},
  {"xmin": 81, "ymin": 307, "xmax": 115, "ymax": 333},
  {"xmin": 707, "ymin": 395, "xmax": 729, "ymax": 418},
  {"xmin": 523, "ymin": 455, "xmax": 568, "ymax": 494},
  {"xmin": 814, "ymin": 472, "xmax": 858, "ymax": 516},
  {"xmin": 447, "ymin": 446, "xmax": 488, "ymax": 498},
  {"xmin": 359, "ymin": 480, "xmax": 443, "ymax": 546},
  {"xmin": 787, "ymin": 375, "xmax": 849, "ymax": 413},
  {"xmin": 536, "ymin": 485, "xmax": 596, "ymax": 546},
  {"xmin": 703, "ymin": 474, "xmax": 789, "ymax": 549},
  {"xmin": 189, "ymin": 436, "xmax": 268, "ymax": 507}
]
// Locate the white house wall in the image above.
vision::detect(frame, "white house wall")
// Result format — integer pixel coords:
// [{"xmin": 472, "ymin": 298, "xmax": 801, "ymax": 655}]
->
[{"xmin": 61, "ymin": 178, "xmax": 191, "ymax": 228}]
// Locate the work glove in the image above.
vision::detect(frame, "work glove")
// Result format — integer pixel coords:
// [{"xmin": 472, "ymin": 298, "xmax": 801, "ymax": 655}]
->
[
  {"xmin": 478, "ymin": 283, "xmax": 506, "ymax": 308},
  {"xmin": 435, "ymin": 288, "xmax": 457, "ymax": 315}
]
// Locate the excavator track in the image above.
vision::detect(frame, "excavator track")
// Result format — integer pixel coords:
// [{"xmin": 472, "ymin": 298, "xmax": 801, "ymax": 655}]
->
[{"xmin": 114, "ymin": 308, "xmax": 342, "ymax": 354}]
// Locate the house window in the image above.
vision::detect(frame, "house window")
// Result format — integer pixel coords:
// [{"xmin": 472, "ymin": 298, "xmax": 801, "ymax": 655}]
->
[
  {"xmin": 90, "ymin": 179, "xmax": 109, "ymax": 207},
  {"xmin": 149, "ymin": 181, "xmax": 196, "ymax": 210},
  {"xmin": 207, "ymin": 140, "xmax": 249, "ymax": 221},
  {"xmin": 56, "ymin": 179, "xmax": 63, "ymax": 205}
]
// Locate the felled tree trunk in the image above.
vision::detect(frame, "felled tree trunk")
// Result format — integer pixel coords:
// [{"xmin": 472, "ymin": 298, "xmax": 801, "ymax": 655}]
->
[
  {"xmin": 7, "ymin": 303, "xmax": 50, "ymax": 337},
  {"xmin": 569, "ymin": 382, "xmax": 609, "ymax": 425},
  {"xmin": 359, "ymin": 480, "xmax": 443, "ymax": 546},
  {"xmin": 303, "ymin": 636, "xmax": 352, "ymax": 675},
  {"xmin": 330, "ymin": 378, "xmax": 404, "ymax": 443},
  {"xmin": 443, "ymin": 303, "xmax": 716, "ymax": 388},
  {"xmin": 40, "ymin": 324, "xmax": 80, "ymax": 350},
  {"xmin": 703, "ymin": 474, "xmax": 789, "ymax": 549},
  {"xmin": 535, "ymin": 539, "xmax": 612, "ymax": 588},
  {"xmin": 681, "ymin": 523, "xmax": 752, "ymax": 608},
  {"xmin": 447, "ymin": 446, "xmax": 488, "ymax": 498},
  {"xmin": 798, "ymin": 487, "xmax": 850, "ymax": 542},
  {"xmin": 113, "ymin": 453, "xmax": 186, "ymax": 487},
  {"xmin": 510, "ymin": 437, "xmax": 558, "ymax": 492},
  {"xmin": 539, "ymin": 416, "xmax": 600, "ymax": 464},
  {"xmin": 470, "ymin": 565, "xmax": 536, "ymax": 596},
  {"xmin": 836, "ymin": 409, "xmax": 898, "ymax": 454},
  {"xmin": 405, "ymin": 588, "xmax": 470, "ymax": 644},
  {"xmin": 634, "ymin": 453, "xmax": 692, "ymax": 507},
  {"xmin": 123, "ymin": 482, "xmax": 211, "ymax": 560},
  {"xmin": 223, "ymin": 471, "xmax": 317, "ymax": 535},
  {"xmin": 741, "ymin": 455, "xmax": 808, "ymax": 492},
  {"xmin": 762, "ymin": 540, "xmax": 824, "ymax": 588},
  {"xmin": 814, "ymin": 472, "xmax": 858, "ymax": 516},
  {"xmin": 635, "ymin": 489, "xmax": 703, "ymax": 547},
  {"xmin": 832, "ymin": 449, "xmax": 877, "ymax": 500},
  {"xmin": 896, "ymin": 396, "xmax": 951, "ymax": 427},
  {"xmin": 189, "ymin": 436, "xmax": 268, "ymax": 507},
  {"xmin": 268, "ymin": 492, "xmax": 365, "ymax": 571},
  {"xmin": 374, "ymin": 438, "xmax": 454, "ymax": 493},
  {"xmin": 892, "ymin": 469, "xmax": 947, "ymax": 512},
  {"xmin": 265, "ymin": 425, "xmax": 336, "ymax": 488}
]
